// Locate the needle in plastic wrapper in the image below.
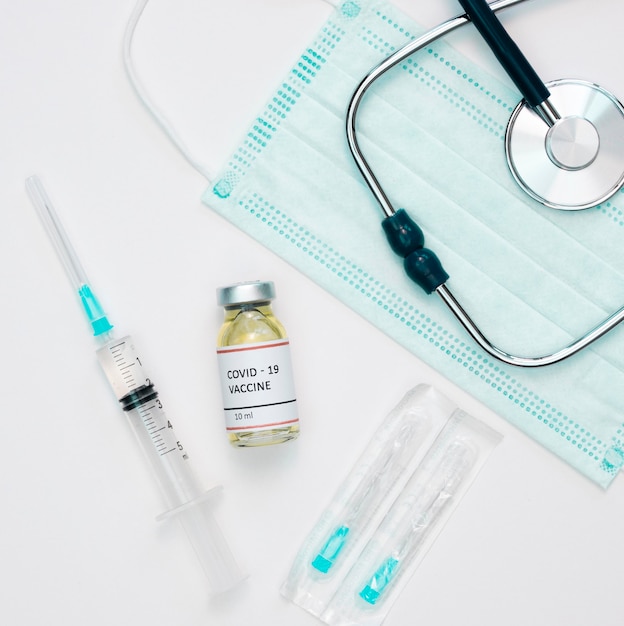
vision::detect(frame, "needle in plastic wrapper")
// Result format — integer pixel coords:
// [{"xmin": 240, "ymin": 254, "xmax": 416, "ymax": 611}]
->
[
  {"xmin": 359, "ymin": 441, "xmax": 476, "ymax": 605},
  {"xmin": 311, "ymin": 419, "xmax": 426, "ymax": 574},
  {"xmin": 25, "ymin": 175, "xmax": 246, "ymax": 594}
]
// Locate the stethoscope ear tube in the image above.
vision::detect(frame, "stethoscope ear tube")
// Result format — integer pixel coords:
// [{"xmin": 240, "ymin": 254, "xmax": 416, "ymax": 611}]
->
[
  {"xmin": 346, "ymin": 0, "xmax": 624, "ymax": 367},
  {"xmin": 458, "ymin": 0, "xmax": 549, "ymax": 108}
]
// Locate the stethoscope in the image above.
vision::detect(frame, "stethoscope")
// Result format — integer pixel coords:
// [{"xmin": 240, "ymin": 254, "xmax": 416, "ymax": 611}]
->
[{"xmin": 347, "ymin": 0, "xmax": 624, "ymax": 368}]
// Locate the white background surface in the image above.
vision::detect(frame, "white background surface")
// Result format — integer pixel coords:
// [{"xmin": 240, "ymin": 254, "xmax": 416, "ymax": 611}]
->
[{"xmin": 2, "ymin": 1, "xmax": 623, "ymax": 625}]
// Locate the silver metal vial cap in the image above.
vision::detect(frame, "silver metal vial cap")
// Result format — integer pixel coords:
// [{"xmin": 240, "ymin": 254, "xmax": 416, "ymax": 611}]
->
[{"xmin": 216, "ymin": 280, "xmax": 276, "ymax": 306}]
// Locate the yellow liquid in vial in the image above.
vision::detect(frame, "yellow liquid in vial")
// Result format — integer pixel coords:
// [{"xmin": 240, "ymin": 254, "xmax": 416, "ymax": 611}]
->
[{"xmin": 218, "ymin": 304, "xmax": 300, "ymax": 447}]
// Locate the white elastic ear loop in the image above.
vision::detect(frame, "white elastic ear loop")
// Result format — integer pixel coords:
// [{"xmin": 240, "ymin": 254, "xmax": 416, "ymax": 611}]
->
[
  {"xmin": 122, "ymin": 0, "xmax": 215, "ymax": 183},
  {"xmin": 123, "ymin": 0, "xmax": 339, "ymax": 183}
]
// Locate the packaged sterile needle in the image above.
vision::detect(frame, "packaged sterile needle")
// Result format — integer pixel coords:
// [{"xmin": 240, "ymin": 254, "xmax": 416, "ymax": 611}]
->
[
  {"xmin": 281, "ymin": 385, "xmax": 457, "ymax": 616},
  {"xmin": 281, "ymin": 384, "xmax": 502, "ymax": 625}
]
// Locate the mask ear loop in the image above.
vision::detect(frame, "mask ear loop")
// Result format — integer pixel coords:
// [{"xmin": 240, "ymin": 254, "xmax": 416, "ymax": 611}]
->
[
  {"xmin": 123, "ymin": 0, "xmax": 339, "ymax": 184},
  {"xmin": 122, "ymin": 0, "xmax": 215, "ymax": 183}
]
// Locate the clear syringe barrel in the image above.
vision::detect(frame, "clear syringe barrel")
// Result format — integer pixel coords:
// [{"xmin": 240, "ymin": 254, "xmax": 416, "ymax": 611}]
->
[
  {"xmin": 97, "ymin": 335, "xmax": 199, "ymax": 507},
  {"xmin": 97, "ymin": 334, "xmax": 245, "ymax": 592}
]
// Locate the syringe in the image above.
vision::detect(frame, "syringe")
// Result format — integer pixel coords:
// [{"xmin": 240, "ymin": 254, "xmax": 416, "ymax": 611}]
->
[{"xmin": 26, "ymin": 175, "xmax": 245, "ymax": 594}]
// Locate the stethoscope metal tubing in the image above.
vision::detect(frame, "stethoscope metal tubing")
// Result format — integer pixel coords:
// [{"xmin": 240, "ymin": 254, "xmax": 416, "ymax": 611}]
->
[
  {"xmin": 346, "ymin": 0, "xmax": 528, "ymax": 219},
  {"xmin": 346, "ymin": 0, "xmax": 624, "ymax": 367},
  {"xmin": 436, "ymin": 284, "xmax": 624, "ymax": 367}
]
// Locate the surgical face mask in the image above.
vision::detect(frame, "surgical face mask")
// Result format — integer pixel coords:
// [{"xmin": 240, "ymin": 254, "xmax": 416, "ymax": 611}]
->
[{"xmin": 127, "ymin": 0, "xmax": 624, "ymax": 487}]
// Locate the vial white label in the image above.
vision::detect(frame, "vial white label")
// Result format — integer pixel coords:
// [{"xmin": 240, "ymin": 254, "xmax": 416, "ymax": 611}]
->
[{"xmin": 216, "ymin": 340, "xmax": 298, "ymax": 432}]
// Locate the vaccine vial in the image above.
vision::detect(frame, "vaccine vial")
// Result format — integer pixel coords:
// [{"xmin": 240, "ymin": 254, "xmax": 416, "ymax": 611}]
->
[{"xmin": 216, "ymin": 281, "xmax": 300, "ymax": 447}]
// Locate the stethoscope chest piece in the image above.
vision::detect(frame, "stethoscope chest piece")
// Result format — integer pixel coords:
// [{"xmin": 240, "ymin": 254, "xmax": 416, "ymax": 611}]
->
[{"xmin": 505, "ymin": 79, "xmax": 624, "ymax": 209}]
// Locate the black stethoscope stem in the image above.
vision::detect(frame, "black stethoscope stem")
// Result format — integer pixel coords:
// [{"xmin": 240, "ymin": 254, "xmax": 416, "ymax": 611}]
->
[
  {"xmin": 458, "ymin": 0, "xmax": 549, "ymax": 109},
  {"xmin": 458, "ymin": 0, "xmax": 562, "ymax": 129}
]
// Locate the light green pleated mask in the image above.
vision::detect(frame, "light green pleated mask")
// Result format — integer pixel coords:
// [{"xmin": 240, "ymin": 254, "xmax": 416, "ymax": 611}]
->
[{"xmin": 202, "ymin": 0, "xmax": 624, "ymax": 487}]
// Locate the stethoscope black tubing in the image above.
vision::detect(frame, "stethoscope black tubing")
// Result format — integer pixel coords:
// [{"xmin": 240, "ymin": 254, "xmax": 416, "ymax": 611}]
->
[{"xmin": 458, "ymin": 0, "xmax": 550, "ymax": 107}]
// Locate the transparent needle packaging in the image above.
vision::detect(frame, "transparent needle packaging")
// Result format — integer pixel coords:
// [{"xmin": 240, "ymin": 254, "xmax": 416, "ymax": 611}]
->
[{"xmin": 281, "ymin": 384, "xmax": 502, "ymax": 625}]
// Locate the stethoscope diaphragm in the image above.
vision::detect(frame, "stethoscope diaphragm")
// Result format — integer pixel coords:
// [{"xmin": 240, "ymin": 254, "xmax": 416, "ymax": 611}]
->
[{"xmin": 505, "ymin": 79, "xmax": 624, "ymax": 210}]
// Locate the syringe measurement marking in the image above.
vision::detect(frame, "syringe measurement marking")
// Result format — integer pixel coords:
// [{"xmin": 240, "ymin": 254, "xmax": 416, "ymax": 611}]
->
[
  {"xmin": 116, "ymin": 360, "xmax": 137, "ymax": 386},
  {"xmin": 138, "ymin": 403, "xmax": 177, "ymax": 457},
  {"xmin": 109, "ymin": 341, "xmax": 140, "ymax": 389}
]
